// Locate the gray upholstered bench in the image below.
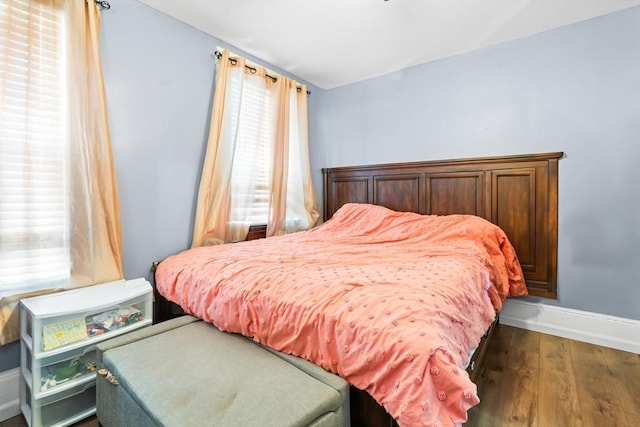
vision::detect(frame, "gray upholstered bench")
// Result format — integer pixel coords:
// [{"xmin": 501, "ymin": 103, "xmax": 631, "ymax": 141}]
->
[{"xmin": 96, "ymin": 316, "xmax": 349, "ymax": 427}]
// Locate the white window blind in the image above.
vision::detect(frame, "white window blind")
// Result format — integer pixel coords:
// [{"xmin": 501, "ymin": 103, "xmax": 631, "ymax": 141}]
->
[
  {"xmin": 228, "ymin": 70, "xmax": 274, "ymax": 225},
  {"xmin": 0, "ymin": 0, "xmax": 69, "ymax": 296}
]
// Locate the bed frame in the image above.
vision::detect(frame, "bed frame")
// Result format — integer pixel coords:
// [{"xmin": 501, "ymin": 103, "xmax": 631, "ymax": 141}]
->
[
  {"xmin": 154, "ymin": 151, "xmax": 563, "ymax": 427},
  {"xmin": 322, "ymin": 151, "xmax": 563, "ymax": 426}
]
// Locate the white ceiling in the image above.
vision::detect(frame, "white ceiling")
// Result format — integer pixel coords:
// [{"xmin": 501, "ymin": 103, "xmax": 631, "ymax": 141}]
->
[{"xmin": 139, "ymin": 0, "xmax": 640, "ymax": 89}]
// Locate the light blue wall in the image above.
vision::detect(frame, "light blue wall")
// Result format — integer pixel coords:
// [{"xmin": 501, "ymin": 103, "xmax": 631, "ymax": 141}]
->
[
  {"xmin": 0, "ymin": 342, "xmax": 19, "ymax": 372},
  {"xmin": 100, "ymin": 0, "xmax": 212, "ymax": 284},
  {"xmin": 100, "ymin": 0, "xmax": 320, "ymax": 283},
  {"xmin": 311, "ymin": 7, "xmax": 640, "ymax": 320}
]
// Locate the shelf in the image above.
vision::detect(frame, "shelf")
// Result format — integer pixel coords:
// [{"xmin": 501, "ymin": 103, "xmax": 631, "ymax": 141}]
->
[
  {"xmin": 21, "ymin": 379, "xmax": 96, "ymax": 427},
  {"xmin": 21, "ymin": 279, "xmax": 152, "ymax": 357},
  {"xmin": 32, "ymin": 319, "xmax": 152, "ymax": 360}
]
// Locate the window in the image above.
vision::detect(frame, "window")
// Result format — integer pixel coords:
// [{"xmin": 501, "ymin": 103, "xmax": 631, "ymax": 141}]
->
[
  {"xmin": 228, "ymin": 72, "xmax": 274, "ymax": 225},
  {"xmin": 0, "ymin": 0, "xmax": 69, "ymax": 296},
  {"xmin": 222, "ymin": 59, "xmax": 311, "ymax": 231},
  {"xmin": 193, "ymin": 50, "xmax": 320, "ymax": 246}
]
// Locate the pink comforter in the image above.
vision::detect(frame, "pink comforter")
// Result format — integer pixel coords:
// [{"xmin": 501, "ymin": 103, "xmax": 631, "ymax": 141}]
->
[{"xmin": 156, "ymin": 203, "xmax": 526, "ymax": 426}]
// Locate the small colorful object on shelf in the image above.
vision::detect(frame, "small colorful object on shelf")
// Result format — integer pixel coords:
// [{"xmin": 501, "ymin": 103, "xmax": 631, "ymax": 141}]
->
[
  {"xmin": 88, "ymin": 306, "xmax": 143, "ymax": 331},
  {"xmin": 41, "ymin": 355, "xmax": 98, "ymax": 391},
  {"xmin": 41, "ymin": 317, "xmax": 88, "ymax": 351}
]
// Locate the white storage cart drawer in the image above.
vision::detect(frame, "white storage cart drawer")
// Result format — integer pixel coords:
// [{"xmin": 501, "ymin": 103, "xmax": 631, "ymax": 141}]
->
[
  {"xmin": 21, "ymin": 376, "xmax": 96, "ymax": 427},
  {"xmin": 21, "ymin": 280, "xmax": 153, "ymax": 356},
  {"xmin": 21, "ymin": 342, "xmax": 98, "ymax": 397}
]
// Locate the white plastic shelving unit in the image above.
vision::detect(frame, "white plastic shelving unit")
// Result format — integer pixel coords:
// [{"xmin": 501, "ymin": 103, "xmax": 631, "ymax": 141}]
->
[{"xmin": 19, "ymin": 278, "xmax": 152, "ymax": 427}]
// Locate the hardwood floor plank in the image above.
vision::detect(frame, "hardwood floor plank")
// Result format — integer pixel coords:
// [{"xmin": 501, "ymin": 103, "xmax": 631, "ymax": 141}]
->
[
  {"xmin": 623, "ymin": 410, "xmax": 640, "ymax": 426},
  {"xmin": 500, "ymin": 327, "xmax": 540, "ymax": 427},
  {"xmin": 599, "ymin": 346, "xmax": 640, "ymax": 417},
  {"xmin": 466, "ymin": 324, "xmax": 515, "ymax": 427},
  {"xmin": 570, "ymin": 340, "xmax": 631, "ymax": 427},
  {"xmin": 467, "ymin": 325, "xmax": 540, "ymax": 427},
  {"xmin": 538, "ymin": 334, "xmax": 583, "ymax": 426},
  {"xmin": 467, "ymin": 326, "xmax": 640, "ymax": 427}
]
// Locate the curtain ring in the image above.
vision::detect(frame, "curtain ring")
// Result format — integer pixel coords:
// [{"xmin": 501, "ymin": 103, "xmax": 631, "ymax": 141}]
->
[
  {"xmin": 249, "ymin": 67, "xmax": 257, "ymax": 74},
  {"xmin": 230, "ymin": 58, "xmax": 238, "ymax": 66},
  {"xmin": 271, "ymin": 76, "xmax": 277, "ymax": 83},
  {"xmin": 95, "ymin": 0, "xmax": 111, "ymax": 10}
]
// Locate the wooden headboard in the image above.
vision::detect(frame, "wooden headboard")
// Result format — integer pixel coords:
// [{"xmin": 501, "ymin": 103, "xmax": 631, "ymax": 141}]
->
[{"xmin": 322, "ymin": 151, "xmax": 564, "ymax": 298}]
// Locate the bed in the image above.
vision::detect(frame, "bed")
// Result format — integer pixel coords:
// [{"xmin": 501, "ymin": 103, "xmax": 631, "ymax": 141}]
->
[{"xmin": 154, "ymin": 151, "xmax": 563, "ymax": 426}]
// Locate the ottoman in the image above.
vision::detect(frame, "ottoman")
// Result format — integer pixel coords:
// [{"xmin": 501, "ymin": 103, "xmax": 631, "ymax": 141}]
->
[{"xmin": 95, "ymin": 316, "xmax": 349, "ymax": 427}]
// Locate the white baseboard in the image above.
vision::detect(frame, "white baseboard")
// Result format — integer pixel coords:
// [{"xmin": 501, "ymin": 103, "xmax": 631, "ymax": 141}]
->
[
  {"xmin": 0, "ymin": 367, "xmax": 20, "ymax": 422},
  {"xmin": 500, "ymin": 299, "xmax": 640, "ymax": 354}
]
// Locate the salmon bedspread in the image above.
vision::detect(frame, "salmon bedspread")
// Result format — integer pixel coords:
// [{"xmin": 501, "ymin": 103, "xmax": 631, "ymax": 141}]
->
[{"xmin": 156, "ymin": 203, "xmax": 527, "ymax": 426}]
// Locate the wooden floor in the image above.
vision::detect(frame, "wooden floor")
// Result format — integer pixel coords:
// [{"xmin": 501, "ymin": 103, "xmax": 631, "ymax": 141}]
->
[
  {"xmin": 466, "ymin": 324, "xmax": 640, "ymax": 427},
  {"xmin": 2, "ymin": 325, "xmax": 638, "ymax": 427}
]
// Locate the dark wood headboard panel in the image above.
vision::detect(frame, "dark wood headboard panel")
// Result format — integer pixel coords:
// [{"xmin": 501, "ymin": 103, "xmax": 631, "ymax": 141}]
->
[{"xmin": 322, "ymin": 152, "xmax": 563, "ymax": 299}]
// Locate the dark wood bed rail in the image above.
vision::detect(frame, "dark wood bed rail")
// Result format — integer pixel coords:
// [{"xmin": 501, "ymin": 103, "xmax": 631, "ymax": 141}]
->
[{"xmin": 323, "ymin": 151, "xmax": 563, "ymax": 299}]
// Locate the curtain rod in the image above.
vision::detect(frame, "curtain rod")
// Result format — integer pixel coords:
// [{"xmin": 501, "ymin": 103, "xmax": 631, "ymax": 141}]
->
[
  {"xmin": 214, "ymin": 51, "xmax": 311, "ymax": 96},
  {"xmin": 95, "ymin": 0, "xmax": 111, "ymax": 10}
]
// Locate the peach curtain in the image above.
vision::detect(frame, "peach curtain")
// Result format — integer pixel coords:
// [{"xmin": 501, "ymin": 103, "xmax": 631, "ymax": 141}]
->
[
  {"xmin": 0, "ymin": 0, "xmax": 122, "ymax": 345},
  {"xmin": 65, "ymin": 0, "xmax": 123, "ymax": 285},
  {"xmin": 192, "ymin": 50, "xmax": 320, "ymax": 247}
]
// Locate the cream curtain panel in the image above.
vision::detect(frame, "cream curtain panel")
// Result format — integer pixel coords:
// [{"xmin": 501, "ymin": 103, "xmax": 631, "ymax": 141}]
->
[
  {"xmin": 0, "ymin": 0, "xmax": 123, "ymax": 345},
  {"xmin": 192, "ymin": 50, "xmax": 320, "ymax": 247}
]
